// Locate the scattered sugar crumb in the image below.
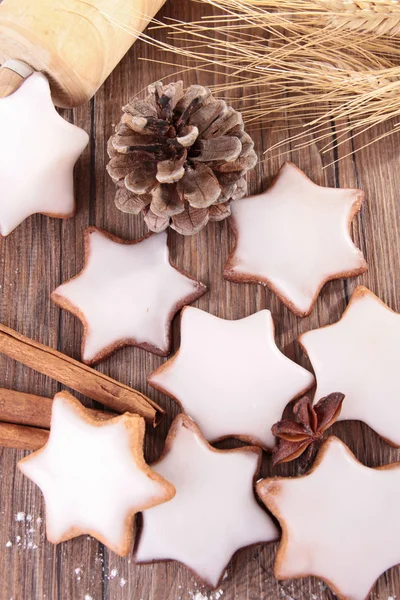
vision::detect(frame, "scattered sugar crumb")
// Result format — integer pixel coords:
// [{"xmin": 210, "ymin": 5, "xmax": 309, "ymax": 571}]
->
[
  {"xmin": 110, "ymin": 568, "xmax": 118, "ymax": 579},
  {"xmin": 5, "ymin": 541, "xmax": 12, "ymax": 547},
  {"xmin": 12, "ymin": 513, "xmax": 42, "ymax": 550},
  {"xmin": 27, "ymin": 541, "xmax": 38, "ymax": 549},
  {"xmin": 84, "ymin": 595, "xmax": 93, "ymax": 600},
  {"xmin": 388, "ymin": 596, "xmax": 396, "ymax": 600},
  {"xmin": 279, "ymin": 589, "xmax": 295, "ymax": 600},
  {"xmin": 222, "ymin": 571, "xmax": 228, "ymax": 581},
  {"xmin": 189, "ymin": 589, "xmax": 225, "ymax": 600},
  {"xmin": 120, "ymin": 578, "xmax": 127, "ymax": 588}
]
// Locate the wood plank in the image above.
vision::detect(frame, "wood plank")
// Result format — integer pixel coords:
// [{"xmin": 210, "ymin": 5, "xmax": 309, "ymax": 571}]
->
[{"xmin": 0, "ymin": 0, "xmax": 399, "ymax": 598}]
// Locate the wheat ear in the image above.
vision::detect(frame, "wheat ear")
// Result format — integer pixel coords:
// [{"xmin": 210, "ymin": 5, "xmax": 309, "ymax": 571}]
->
[{"xmin": 319, "ymin": 0, "xmax": 400, "ymax": 36}]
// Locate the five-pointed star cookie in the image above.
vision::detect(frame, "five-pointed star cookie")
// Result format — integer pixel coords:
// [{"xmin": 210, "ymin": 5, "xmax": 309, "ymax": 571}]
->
[
  {"xmin": 18, "ymin": 391, "xmax": 175, "ymax": 556},
  {"xmin": 299, "ymin": 285, "xmax": 400, "ymax": 446},
  {"xmin": 51, "ymin": 227, "xmax": 206, "ymax": 364},
  {"xmin": 148, "ymin": 308, "xmax": 314, "ymax": 449},
  {"xmin": 0, "ymin": 72, "xmax": 89, "ymax": 236},
  {"xmin": 224, "ymin": 162, "xmax": 367, "ymax": 317},
  {"xmin": 257, "ymin": 436, "xmax": 400, "ymax": 600},
  {"xmin": 135, "ymin": 414, "xmax": 278, "ymax": 587}
]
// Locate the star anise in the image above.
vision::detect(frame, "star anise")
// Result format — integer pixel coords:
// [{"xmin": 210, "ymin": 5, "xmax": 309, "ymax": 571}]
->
[{"xmin": 271, "ymin": 393, "xmax": 345, "ymax": 466}]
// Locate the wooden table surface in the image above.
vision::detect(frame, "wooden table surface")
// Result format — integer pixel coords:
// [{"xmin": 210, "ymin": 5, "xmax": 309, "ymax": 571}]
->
[{"xmin": 1, "ymin": 1, "xmax": 400, "ymax": 599}]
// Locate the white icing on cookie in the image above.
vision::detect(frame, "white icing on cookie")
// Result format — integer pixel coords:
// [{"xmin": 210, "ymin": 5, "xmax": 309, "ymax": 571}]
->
[
  {"xmin": 52, "ymin": 228, "xmax": 206, "ymax": 364},
  {"xmin": 0, "ymin": 73, "xmax": 88, "ymax": 236},
  {"xmin": 18, "ymin": 392, "xmax": 175, "ymax": 556},
  {"xmin": 300, "ymin": 285, "xmax": 400, "ymax": 446},
  {"xmin": 224, "ymin": 162, "xmax": 367, "ymax": 316},
  {"xmin": 148, "ymin": 308, "xmax": 314, "ymax": 449},
  {"xmin": 257, "ymin": 436, "xmax": 400, "ymax": 600},
  {"xmin": 136, "ymin": 415, "xmax": 278, "ymax": 587}
]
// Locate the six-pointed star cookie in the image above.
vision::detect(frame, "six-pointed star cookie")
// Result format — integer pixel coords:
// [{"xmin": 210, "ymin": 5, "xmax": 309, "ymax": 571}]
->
[
  {"xmin": 135, "ymin": 414, "xmax": 278, "ymax": 587},
  {"xmin": 18, "ymin": 391, "xmax": 175, "ymax": 556},
  {"xmin": 224, "ymin": 162, "xmax": 367, "ymax": 316},
  {"xmin": 148, "ymin": 308, "xmax": 314, "ymax": 449},
  {"xmin": 52, "ymin": 227, "xmax": 206, "ymax": 364},
  {"xmin": 0, "ymin": 72, "xmax": 89, "ymax": 236},
  {"xmin": 299, "ymin": 285, "xmax": 400, "ymax": 446},
  {"xmin": 257, "ymin": 436, "xmax": 400, "ymax": 600}
]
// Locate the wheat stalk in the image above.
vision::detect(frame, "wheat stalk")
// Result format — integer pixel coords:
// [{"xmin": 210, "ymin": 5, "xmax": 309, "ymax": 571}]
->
[{"xmin": 102, "ymin": 0, "xmax": 400, "ymax": 159}]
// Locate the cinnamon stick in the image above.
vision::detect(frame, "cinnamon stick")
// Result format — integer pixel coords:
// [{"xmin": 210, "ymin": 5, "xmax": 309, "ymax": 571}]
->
[
  {"xmin": 0, "ymin": 324, "xmax": 163, "ymax": 425},
  {"xmin": 0, "ymin": 388, "xmax": 113, "ymax": 429},
  {"xmin": 0, "ymin": 389, "xmax": 116, "ymax": 451},
  {"xmin": 0, "ymin": 422, "xmax": 49, "ymax": 450}
]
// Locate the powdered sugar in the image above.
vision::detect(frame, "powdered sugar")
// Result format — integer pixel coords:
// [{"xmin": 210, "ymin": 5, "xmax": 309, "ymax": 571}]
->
[
  {"xmin": 189, "ymin": 589, "xmax": 224, "ymax": 600},
  {"xmin": 12, "ymin": 511, "xmax": 43, "ymax": 549}
]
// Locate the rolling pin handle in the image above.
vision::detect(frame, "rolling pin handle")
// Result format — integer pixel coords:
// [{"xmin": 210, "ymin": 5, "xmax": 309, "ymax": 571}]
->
[{"xmin": 0, "ymin": 59, "xmax": 34, "ymax": 98}]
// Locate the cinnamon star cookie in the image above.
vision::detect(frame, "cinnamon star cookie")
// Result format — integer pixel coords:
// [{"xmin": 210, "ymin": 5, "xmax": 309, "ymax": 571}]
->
[
  {"xmin": 0, "ymin": 73, "xmax": 88, "ymax": 236},
  {"xmin": 257, "ymin": 436, "xmax": 400, "ymax": 600},
  {"xmin": 18, "ymin": 391, "xmax": 175, "ymax": 556},
  {"xmin": 52, "ymin": 227, "xmax": 206, "ymax": 364},
  {"xmin": 299, "ymin": 285, "xmax": 400, "ymax": 446},
  {"xmin": 224, "ymin": 162, "xmax": 367, "ymax": 317},
  {"xmin": 135, "ymin": 414, "xmax": 278, "ymax": 587},
  {"xmin": 148, "ymin": 307, "xmax": 314, "ymax": 449}
]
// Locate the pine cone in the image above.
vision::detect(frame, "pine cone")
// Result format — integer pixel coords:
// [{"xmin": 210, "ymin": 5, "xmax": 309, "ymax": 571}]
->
[{"xmin": 107, "ymin": 81, "xmax": 257, "ymax": 235}]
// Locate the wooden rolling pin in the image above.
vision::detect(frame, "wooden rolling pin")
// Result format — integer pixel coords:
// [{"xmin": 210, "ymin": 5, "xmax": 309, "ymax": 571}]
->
[{"xmin": 0, "ymin": 0, "xmax": 166, "ymax": 105}]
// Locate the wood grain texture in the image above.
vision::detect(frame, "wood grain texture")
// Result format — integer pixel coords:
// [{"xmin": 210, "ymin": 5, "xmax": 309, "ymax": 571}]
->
[{"xmin": 1, "ymin": 0, "xmax": 400, "ymax": 598}]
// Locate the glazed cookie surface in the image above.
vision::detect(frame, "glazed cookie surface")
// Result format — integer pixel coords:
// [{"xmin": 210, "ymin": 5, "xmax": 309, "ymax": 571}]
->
[
  {"xmin": 0, "ymin": 73, "xmax": 88, "ymax": 237},
  {"xmin": 257, "ymin": 436, "xmax": 400, "ymax": 600},
  {"xmin": 18, "ymin": 391, "xmax": 175, "ymax": 556},
  {"xmin": 299, "ymin": 286, "xmax": 400, "ymax": 446},
  {"xmin": 52, "ymin": 227, "xmax": 206, "ymax": 364},
  {"xmin": 224, "ymin": 162, "xmax": 367, "ymax": 316},
  {"xmin": 135, "ymin": 414, "xmax": 278, "ymax": 587},
  {"xmin": 148, "ymin": 307, "xmax": 314, "ymax": 449}
]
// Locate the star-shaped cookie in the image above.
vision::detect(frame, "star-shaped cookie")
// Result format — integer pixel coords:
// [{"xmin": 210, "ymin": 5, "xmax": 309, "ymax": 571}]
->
[
  {"xmin": 18, "ymin": 391, "xmax": 175, "ymax": 556},
  {"xmin": 224, "ymin": 162, "xmax": 367, "ymax": 317},
  {"xmin": 148, "ymin": 308, "xmax": 314, "ymax": 449},
  {"xmin": 257, "ymin": 436, "xmax": 400, "ymax": 600},
  {"xmin": 299, "ymin": 285, "xmax": 400, "ymax": 446},
  {"xmin": 51, "ymin": 227, "xmax": 206, "ymax": 364},
  {"xmin": 0, "ymin": 72, "xmax": 89, "ymax": 236},
  {"xmin": 135, "ymin": 414, "xmax": 278, "ymax": 587}
]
